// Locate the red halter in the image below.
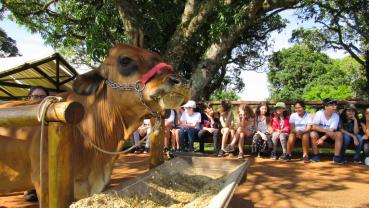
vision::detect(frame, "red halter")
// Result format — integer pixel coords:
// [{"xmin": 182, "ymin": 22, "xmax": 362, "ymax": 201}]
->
[{"xmin": 140, "ymin": 62, "xmax": 173, "ymax": 84}]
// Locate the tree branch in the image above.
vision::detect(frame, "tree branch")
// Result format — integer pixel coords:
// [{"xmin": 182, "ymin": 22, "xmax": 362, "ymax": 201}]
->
[{"xmin": 114, "ymin": 0, "xmax": 144, "ymax": 47}]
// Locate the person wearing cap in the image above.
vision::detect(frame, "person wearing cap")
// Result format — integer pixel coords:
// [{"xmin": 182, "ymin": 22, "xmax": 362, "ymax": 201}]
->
[
  {"xmin": 359, "ymin": 107, "xmax": 369, "ymax": 165},
  {"xmin": 286, "ymin": 101, "xmax": 313, "ymax": 163},
  {"xmin": 310, "ymin": 98, "xmax": 344, "ymax": 164},
  {"xmin": 270, "ymin": 102, "xmax": 291, "ymax": 160},
  {"xmin": 339, "ymin": 103, "xmax": 363, "ymax": 163},
  {"xmin": 179, "ymin": 100, "xmax": 201, "ymax": 152}
]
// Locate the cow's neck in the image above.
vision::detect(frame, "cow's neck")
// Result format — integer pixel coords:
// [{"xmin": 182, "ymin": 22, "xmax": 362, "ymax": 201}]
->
[{"xmin": 82, "ymin": 90, "xmax": 149, "ymax": 153}]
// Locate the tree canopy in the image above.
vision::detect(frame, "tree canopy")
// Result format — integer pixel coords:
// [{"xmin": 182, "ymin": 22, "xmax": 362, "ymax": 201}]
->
[
  {"xmin": 0, "ymin": 27, "xmax": 20, "ymax": 57},
  {"xmin": 268, "ymin": 44, "xmax": 365, "ymax": 101},
  {"xmin": 0, "ymin": 0, "xmax": 300, "ymax": 100},
  {"xmin": 292, "ymin": 0, "xmax": 369, "ymax": 96}
]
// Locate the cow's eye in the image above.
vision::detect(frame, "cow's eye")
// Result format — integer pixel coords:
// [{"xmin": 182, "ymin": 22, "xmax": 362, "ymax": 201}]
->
[{"xmin": 119, "ymin": 56, "xmax": 131, "ymax": 66}]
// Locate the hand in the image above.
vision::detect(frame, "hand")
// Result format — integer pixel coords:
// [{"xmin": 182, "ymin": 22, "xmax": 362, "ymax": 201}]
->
[
  {"xmin": 353, "ymin": 137, "xmax": 359, "ymax": 146},
  {"xmin": 317, "ymin": 138, "xmax": 324, "ymax": 145},
  {"xmin": 260, "ymin": 133, "xmax": 267, "ymax": 141},
  {"xmin": 326, "ymin": 131, "xmax": 334, "ymax": 137}
]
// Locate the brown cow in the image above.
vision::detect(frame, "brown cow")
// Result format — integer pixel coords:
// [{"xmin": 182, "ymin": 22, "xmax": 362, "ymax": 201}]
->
[{"xmin": 0, "ymin": 44, "xmax": 190, "ymax": 201}]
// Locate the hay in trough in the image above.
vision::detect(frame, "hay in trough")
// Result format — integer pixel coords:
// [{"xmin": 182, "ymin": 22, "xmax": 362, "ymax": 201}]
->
[{"xmin": 70, "ymin": 163, "xmax": 227, "ymax": 208}]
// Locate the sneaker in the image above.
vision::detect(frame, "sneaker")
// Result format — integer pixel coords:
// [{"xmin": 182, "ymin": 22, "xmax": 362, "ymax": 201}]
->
[
  {"xmin": 223, "ymin": 145, "xmax": 235, "ymax": 153},
  {"xmin": 303, "ymin": 155, "xmax": 310, "ymax": 163},
  {"xmin": 270, "ymin": 152, "xmax": 277, "ymax": 160},
  {"xmin": 218, "ymin": 150, "xmax": 225, "ymax": 157},
  {"xmin": 333, "ymin": 156, "xmax": 345, "ymax": 165},
  {"xmin": 310, "ymin": 155, "xmax": 320, "ymax": 162},
  {"xmin": 238, "ymin": 152, "xmax": 244, "ymax": 159},
  {"xmin": 229, "ymin": 152, "xmax": 236, "ymax": 158},
  {"xmin": 365, "ymin": 157, "xmax": 369, "ymax": 165},
  {"xmin": 143, "ymin": 148, "xmax": 150, "ymax": 154},
  {"xmin": 353, "ymin": 159, "xmax": 362, "ymax": 164},
  {"xmin": 279, "ymin": 153, "xmax": 290, "ymax": 161},
  {"xmin": 164, "ymin": 147, "xmax": 170, "ymax": 152},
  {"xmin": 24, "ymin": 190, "xmax": 38, "ymax": 202}
]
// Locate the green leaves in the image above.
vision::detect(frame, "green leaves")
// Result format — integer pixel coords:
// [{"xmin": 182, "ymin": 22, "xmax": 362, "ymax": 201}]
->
[{"xmin": 268, "ymin": 44, "xmax": 365, "ymax": 101}]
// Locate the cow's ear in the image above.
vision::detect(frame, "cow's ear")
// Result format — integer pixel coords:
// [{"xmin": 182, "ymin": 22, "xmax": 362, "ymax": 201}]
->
[{"xmin": 73, "ymin": 69, "xmax": 104, "ymax": 95}]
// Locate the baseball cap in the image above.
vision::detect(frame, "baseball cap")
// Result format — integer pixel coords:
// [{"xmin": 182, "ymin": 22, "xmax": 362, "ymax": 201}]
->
[
  {"xmin": 275, "ymin": 102, "xmax": 286, "ymax": 109},
  {"xmin": 323, "ymin": 98, "xmax": 337, "ymax": 106},
  {"xmin": 182, "ymin": 100, "xmax": 196, "ymax": 108},
  {"xmin": 344, "ymin": 103, "xmax": 356, "ymax": 110}
]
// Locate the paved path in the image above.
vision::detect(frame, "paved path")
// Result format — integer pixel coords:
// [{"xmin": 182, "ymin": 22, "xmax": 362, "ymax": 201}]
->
[{"xmin": 1, "ymin": 154, "xmax": 368, "ymax": 208}]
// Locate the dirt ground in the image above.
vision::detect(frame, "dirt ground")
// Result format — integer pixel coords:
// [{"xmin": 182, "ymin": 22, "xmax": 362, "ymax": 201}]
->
[{"xmin": 1, "ymin": 153, "xmax": 368, "ymax": 208}]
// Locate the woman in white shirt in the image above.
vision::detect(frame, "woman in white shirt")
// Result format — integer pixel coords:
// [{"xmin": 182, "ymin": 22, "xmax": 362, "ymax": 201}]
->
[
  {"xmin": 286, "ymin": 101, "xmax": 313, "ymax": 162},
  {"xmin": 179, "ymin": 100, "xmax": 201, "ymax": 152}
]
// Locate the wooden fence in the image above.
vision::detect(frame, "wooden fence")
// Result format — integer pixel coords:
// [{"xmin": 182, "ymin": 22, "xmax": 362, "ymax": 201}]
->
[{"xmin": 0, "ymin": 101, "xmax": 84, "ymax": 208}]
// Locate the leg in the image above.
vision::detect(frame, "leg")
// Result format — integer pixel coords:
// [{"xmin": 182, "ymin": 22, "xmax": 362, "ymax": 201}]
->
[
  {"xmin": 287, "ymin": 133, "xmax": 296, "ymax": 155},
  {"xmin": 174, "ymin": 129, "xmax": 180, "ymax": 150},
  {"xmin": 301, "ymin": 133, "xmax": 310, "ymax": 157},
  {"xmin": 198, "ymin": 130, "xmax": 211, "ymax": 153},
  {"xmin": 341, "ymin": 134, "xmax": 351, "ymax": 160},
  {"xmin": 332, "ymin": 132, "xmax": 343, "ymax": 157},
  {"xmin": 280, "ymin": 133, "xmax": 288, "ymax": 154},
  {"xmin": 187, "ymin": 128, "xmax": 198, "ymax": 151},
  {"xmin": 220, "ymin": 128, "xmax": 231, "ymax": 150},
  {"xmin": 164, "ymin": 126, "xmax": 171, "ymax": 149},
  {"xmin": 238, "ymin": 132, "xmax": 245, "ymax": 154},
  {"xmin": 354, "ymin": 134, "xmax": 363, "ymax": 161},
  {"xmin": 212, "ymin": 129, "xmax": 220, "ymax": 153},
  {"xmin": 179, "ymin": 128, "xmax": 187, "ymax": 150},
  {"xmin": 310, "ymin": 131, "xmax": 319, "ymax": 155},
  {"xmin": 271, "ymin": 132, "xmax": 280, "ymax": 153},
  {"xmin": 364, "ymin": 141, "xmax": 369, "ymax": 158}
]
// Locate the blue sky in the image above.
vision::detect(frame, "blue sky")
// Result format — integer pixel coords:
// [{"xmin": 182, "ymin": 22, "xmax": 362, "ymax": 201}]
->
[{"xmin": 0, "ymin": 9, "xmax": 347, "ymax": 101}]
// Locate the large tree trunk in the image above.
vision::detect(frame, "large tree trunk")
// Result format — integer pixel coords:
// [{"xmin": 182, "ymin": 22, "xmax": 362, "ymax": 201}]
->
[
  {"xmin": 163, "ymin": 0, "xmax": 218, "ymax": 71},
  {"xmin": 190, "ymin": 0, "xmax": 299, "ymax": 99},
  {"xmin": 114, "ymin": 0, "xmax": 144, "ymax": 47},
  {"xmin": 365, "ymin": 48, "xmax": 369, "ymax": 97}
]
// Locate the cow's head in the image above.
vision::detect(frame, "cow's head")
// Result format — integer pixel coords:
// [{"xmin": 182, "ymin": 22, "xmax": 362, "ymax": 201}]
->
[{"xmin": 73, "ymin": 44, "xmax": 190, "ymax": 114}]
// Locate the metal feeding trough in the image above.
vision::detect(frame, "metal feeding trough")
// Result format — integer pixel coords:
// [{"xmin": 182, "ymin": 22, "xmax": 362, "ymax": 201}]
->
[{"xmin": 71, "ymin": 156, "xmax": 250, "ymax": 208}]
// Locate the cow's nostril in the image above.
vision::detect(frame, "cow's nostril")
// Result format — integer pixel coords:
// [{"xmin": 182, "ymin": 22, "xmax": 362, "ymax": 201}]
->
[{"xmin": 168, "ymin": 76, "xmax": 181, "ymax": 85}]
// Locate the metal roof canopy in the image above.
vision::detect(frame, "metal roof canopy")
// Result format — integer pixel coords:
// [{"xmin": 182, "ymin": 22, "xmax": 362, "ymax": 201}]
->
[{"xmin": 0, "ymin": 53, "xmax": 78, "ymax": 100}]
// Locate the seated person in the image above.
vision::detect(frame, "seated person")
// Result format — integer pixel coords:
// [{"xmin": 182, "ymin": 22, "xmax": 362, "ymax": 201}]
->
[
  {"xmin": 271, "ymin": 102, "xmax": 290, "ymax": 161},
  {"xmin": 340, "ymin": 104, "xmax": 363, "ymax": 163},
  {"xmin": 218, "ymin": 101, "xmax": 235, "ymax": 157},
  {"xmin": 226, "ymin": 104, "xmax": 256, "ymax": 159},
  {"xmin": 164, "ymin": 109, "xmax": 175, "ymax": 152},
  {"xmin": 252, "ymin": 102, "xmax": 273, "ymax": 157},
  {"xmin": 171, "ymin": 107, "xmax": 184, "ymax": 151},
  {"xmin": 359, "ymin": 107, "xmax": 369, "ymax": 166},
  {"xmin": 132, "ymin": 119, "xmax": 151, "ymax": 153},
  {"xmin": 198, "ymin": 103, "xmax": 221, "ymax": 154},
  {"xmin": 310, "ymin": 98, "xmax": 344, "ymax": 164},
  {"xmin": 179, "ymin": 100, "xmax": 201, "ymax": 152},
  {"xmin": 286, "ymin": 101, "xmax": 313, "ymax": 162}
]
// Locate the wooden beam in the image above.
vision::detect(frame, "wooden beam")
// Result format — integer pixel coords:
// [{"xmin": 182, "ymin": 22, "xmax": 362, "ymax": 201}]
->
[
  {"xmin": 55, "ymin": 54, "xmax": 79, "ymax": 76},
  {"xmin": 0, "ymin": 81, "xmax": 59, "ymax": 93},
  {"xmin": 32, "ymin": 65, "xmax": 58, "ymax": 86},
  {"xmin": 0, "ymin": 56, "xmax": 59, "ymax": 79},
  {"xmin": 56, "ymin": 58, "xmax": 60, "ymax": 91},
  {"xmin": 0, "ymin": 87, "xmax": 15, "ymax": 97},
  {"xmin": 149, "ymin": 116, "xmax": 165, "ymax": 169},
  {"xmin": 48, "ymin": 122, "xmax": 74, "ymax": 208},
  {"xmin": 0, "ymin": 101, "xmax": 85, "ymax": 126}
]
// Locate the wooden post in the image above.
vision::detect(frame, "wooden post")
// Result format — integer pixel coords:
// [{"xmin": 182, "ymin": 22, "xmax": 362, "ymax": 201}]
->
[
  {"xmin": 149, "ymin": 116, "xmax": 165, "ymax": 169},
  {"xmin": 0, "ymin": 101, "xmax": 84, "ymax": 126},
  {"xmin": 48, "ymin": 122, "xmax": 74, "ymax": 208}
]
